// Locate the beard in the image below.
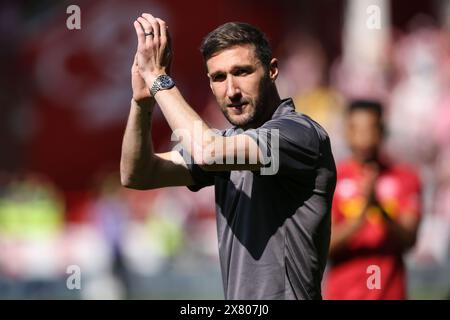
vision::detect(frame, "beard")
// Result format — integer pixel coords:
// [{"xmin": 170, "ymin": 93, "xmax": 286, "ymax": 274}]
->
[
  {"xmin": 219, "ymin": 76, "xmax": 270, "ymax": 129},
  {"xmin": 221, "ymin": 102, "xmax": 257, "ymax": 127}
]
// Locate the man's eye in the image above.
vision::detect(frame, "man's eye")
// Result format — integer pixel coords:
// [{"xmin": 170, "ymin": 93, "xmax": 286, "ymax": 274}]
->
[
  {"xmin": 235, "ymin": 68, "xmax": 251, "ymax": 76},
  {"xmin": 212, "ymin": 74, "xmax": 226, "ymax": 82}
]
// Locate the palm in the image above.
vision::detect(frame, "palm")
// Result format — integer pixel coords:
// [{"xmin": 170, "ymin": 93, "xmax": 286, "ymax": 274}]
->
[{"xmin": 131, "ymin": 55, "xmax": 151, "ymax": 101}]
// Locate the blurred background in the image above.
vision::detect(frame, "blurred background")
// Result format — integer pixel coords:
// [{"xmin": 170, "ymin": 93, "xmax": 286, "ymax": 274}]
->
[{"xmin": 0, "ymin": 0, "xmax": 449, "ymax": 299}]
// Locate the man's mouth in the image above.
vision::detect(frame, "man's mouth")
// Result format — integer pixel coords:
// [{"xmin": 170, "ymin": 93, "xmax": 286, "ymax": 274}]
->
[{"xmin": 227, "ymin": 102, "xmax": 248, "ymax": 112}]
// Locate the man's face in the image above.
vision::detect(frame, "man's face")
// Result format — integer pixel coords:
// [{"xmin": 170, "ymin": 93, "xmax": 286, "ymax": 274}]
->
[
  {"xmin": 206, "ymin": 44, "xmax": 274, "ymax": 128},
  {"xmin": 346, "ymin": 110, "xmax": 383, "ymax": 162}
]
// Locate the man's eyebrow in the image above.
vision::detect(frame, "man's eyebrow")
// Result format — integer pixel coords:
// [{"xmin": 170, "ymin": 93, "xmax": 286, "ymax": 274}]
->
[
  {"xmin": 209, "ymin": 64, "xmax": 255, "ymax": 78},
  {"xmin": 208, "ymin": 70, "xmax": 224, "ymax": 78},
  {"xmin": 231, "ymin": 64, "xmax": 254, "ymax": 71}
]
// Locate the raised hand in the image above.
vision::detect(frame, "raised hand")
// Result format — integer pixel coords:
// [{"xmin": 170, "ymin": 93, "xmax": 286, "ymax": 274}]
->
[
  {"xmin": 360, "ymin": 163, "xmax": 380, "ymax": 208},
  {"xmin": 133, "ymin": 13, "xmax": 172, "ymax": 87},
  {"xmin": 131, "ymin": 54, "xmax": 152, "ymax": 103}
]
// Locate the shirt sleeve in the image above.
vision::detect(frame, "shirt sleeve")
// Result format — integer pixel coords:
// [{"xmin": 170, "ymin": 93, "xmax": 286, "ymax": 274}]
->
[
  {"xmin": 243, "ymin": 117, "xmax": 321, "ymax": 176},
  {"xmin": 177, "ymin": 148, "xmax": 215, "ymax": 192}
]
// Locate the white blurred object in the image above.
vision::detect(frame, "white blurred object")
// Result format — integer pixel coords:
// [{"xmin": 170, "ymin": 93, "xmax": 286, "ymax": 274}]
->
[
  {"xmin": 410, "ymin": 212, "xmax": 450, "ymax": 265},
  {"xmin": 61, "ymin": 224, "xmax": 113, "ymax": 276},
  {"xmin": 338, "ymin": 0, "xmax": 391, "ymax": 99},
  {"xmin": 121, "ymin": 222, "xmax": 167, "ymax": 276},
  {"xmin": 408, "ymin": 149, "xmax": 450, "ymax": 266},
  {"xmin": 82, "ymin": 272, "xmax": 126, "ymax": 300},
  {"xmin": 0, "ymin": 235, "xmax": 62, "ymax": 279},
  {"xmin": 343, "ymin": 0, "xmax": 390, "ymax": 66},
  {"xmin": 386, "ymin": 27, "xmax": 445, "ymax": 165}
]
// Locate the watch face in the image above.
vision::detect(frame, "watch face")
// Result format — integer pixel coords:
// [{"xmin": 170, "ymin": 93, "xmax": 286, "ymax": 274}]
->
[
  {"xmin": 151, "ymin": 75, "xmax": 175, "ymax": 96},
  {"xmin": 160, "ymin": 75, "xmax": 174, "ymax": 89}
]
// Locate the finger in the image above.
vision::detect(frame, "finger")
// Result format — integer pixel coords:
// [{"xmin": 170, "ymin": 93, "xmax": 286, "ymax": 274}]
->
[
  {"xmin": 156, "ymin": 18, "xmax": 171, "ymax": 66},
  {"xmin": 142, "ymin": 13, "xmax": 160, "ymax": 36},
  {"xmin": 133, "ymin": 20, "xmax": 145, "ymax": 47},
  {"xmin": 142, "ymin": 13, "xmax": 160, "ymax": 45},
  {"xmin": 156, "ymin": 18, "xmax": 167, "ymax": 43},
  {"xmin": 137, "ymin": 17, "xmax": 154, "ymax": 48},
  {"xmin": 137, "ymin": 16, "xmax": 152, "ymax": 35}
]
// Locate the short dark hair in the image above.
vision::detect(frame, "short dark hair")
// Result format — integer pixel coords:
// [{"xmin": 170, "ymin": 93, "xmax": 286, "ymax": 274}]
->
[
  {"xmin": 200, "ymin": 22, "xmax": 272, "ymax": 69},
  {"xmin": 347, "ymin": 99, "xmax": 385, "ymax": 134},
  {"xmin": 347, "ymin": 99, "xmax": 383, "ymax": 118}
]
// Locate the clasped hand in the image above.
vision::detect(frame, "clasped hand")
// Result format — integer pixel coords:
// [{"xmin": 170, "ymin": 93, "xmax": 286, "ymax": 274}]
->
[{"xmin": 131, "ymin": 13, "xmax": 172, "ymax": 102}]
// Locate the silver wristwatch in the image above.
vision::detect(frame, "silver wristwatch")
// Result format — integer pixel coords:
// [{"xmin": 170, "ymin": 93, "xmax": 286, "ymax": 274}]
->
[{"xmin": 150, "ymin": 74, "xmax": 175, "ymax": 97}]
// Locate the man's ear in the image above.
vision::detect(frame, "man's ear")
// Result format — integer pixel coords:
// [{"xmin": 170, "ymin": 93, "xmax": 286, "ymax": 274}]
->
[{"xmin": 269, "ymin": 58, "xmax": 279, "ymax": 82}]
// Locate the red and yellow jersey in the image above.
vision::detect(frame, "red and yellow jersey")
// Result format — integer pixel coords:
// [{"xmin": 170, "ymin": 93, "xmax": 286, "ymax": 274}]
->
[{"xmin": 324, "ymin": 159, "xmax": 421, "ymax": 300}]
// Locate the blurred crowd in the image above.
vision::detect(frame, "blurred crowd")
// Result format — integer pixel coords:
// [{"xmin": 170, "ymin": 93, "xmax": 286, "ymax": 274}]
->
[
  {"xmin": 1, "ymin": 0, "xmax": 450, "ymax": 299},
  {"xmin": 0, "ymin": 169, "xmax": 221, "ymax": 299},
  {"xmin": 276, "ymin": 0, "xmax": 450, "ymax": 299}
]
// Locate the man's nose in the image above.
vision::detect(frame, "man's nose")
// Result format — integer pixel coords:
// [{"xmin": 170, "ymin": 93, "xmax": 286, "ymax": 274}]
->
[{"xmin": 226, "ymin": 76, "xmax": 241, "ymax": 99}]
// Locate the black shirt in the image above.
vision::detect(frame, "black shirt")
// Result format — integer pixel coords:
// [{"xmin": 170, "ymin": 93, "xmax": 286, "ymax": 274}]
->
[{"xmin": 182, "ymin": 98, "xmax": 336, "ymax": 299}]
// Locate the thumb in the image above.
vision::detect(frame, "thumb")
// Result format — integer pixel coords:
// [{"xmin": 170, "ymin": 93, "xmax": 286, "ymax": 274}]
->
[{"xmin": 132, "ymin": 53, "xmax": 141, "ymax": 74}]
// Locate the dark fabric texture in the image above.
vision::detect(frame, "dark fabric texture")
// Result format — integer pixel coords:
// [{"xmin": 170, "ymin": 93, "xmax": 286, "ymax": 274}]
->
[{"xmin": 180, "ymin": 98, "xmax": 337, "ymax": 300}]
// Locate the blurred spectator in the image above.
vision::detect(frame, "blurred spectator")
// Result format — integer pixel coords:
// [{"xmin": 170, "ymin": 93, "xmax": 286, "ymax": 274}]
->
[
  {"xmin": 0, "ymin": 171, "xmax": 67, "ymax": 298},
  {"xmin": 324, "ymin": 100, "xmax": 422, "ymax": 299},
  {"xmin": 385, "ymin": 20, "xmax": 450, "ymax": 288},
  {"xmin": 412, "ymin": 148, "xmax": 450, "ymax": 265},
  {"xmin": 277, "ymin": 33, "xmax": 348, "ymax": 161},
  {"xmin": 86, "ymin": 171, "xmax": 131, "ymax": 298}
]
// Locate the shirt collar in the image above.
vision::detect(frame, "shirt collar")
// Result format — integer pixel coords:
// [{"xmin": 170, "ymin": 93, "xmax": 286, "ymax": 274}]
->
[
  {"xmin": 270, "ymin": 97, "xmax": 295, "ymax": 120},
  {"xmin": 230, "ymin": 97, "xmax": 295, "ymax": 132}
]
